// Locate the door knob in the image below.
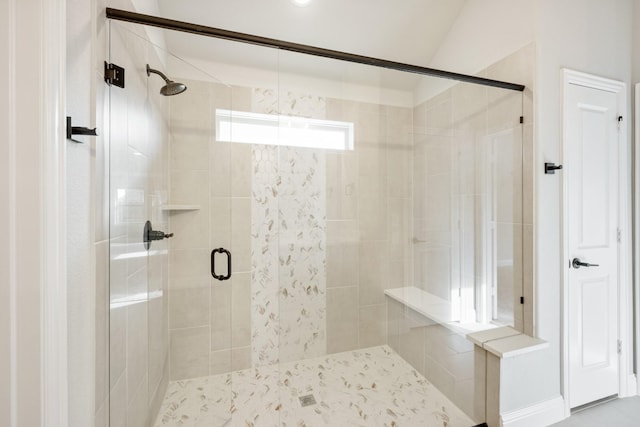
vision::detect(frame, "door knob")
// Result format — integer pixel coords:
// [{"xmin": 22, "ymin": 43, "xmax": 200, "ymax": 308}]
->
[{"xmin": 572, "ymin": 258, "xmax": 599, "ymax": 269}]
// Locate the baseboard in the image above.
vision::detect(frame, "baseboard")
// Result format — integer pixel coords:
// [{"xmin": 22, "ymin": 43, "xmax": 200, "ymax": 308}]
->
[
  {"xmin": 500, "ymin": 396, "xmax": 566, "ymax": 427},
  {"xmin": 623, "ymin": 373, "xmax": 637, "ymax": 397}
]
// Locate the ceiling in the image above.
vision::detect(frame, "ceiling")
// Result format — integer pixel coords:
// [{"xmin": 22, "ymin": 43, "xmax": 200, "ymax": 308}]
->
[{"xmin": 152, "ymin": 0, "xmax": 468, "ymax": 92}]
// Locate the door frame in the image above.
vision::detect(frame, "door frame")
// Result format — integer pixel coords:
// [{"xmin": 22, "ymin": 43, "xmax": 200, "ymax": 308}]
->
[
  {"xmin": 560, "ymin": 69, "xmax": 635, "ymax": 415},
  {"xmin": 4, "ymin": 0, "xmax": 68, "ymax": 425},
  {"xmin": 635, "ymin": 83, "xmax": 640, "ymax": 397}
]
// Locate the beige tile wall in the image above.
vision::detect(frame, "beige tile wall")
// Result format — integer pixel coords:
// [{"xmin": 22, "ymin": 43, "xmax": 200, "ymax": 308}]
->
[
  {"xmin": 412, "ymin": 44, "xmax": 534, "ymax": 330},
  {"xmin": 106, "ymin": 21, "xmax": 171, "ymax": 427},
  {"xmin": 166, "ymin": 79, "xmax": 414, "ymax": 379},
  {"xmin": 325, "ymin": 101, "xmax": 414, "ymax": 354},
  {"xmin": 388, "ymin": 43, "xmax": 534, "ymax": 423}
]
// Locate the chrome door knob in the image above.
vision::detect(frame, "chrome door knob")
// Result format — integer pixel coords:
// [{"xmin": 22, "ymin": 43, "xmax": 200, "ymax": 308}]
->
[{"xmin": 572, "ymin": 258, "xmax": 599, "ymax": 269}]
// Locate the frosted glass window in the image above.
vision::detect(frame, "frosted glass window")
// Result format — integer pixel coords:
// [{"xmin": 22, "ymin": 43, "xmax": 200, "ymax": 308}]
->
[{"xmin": 215, "ymin": 109, "xmax": 354, "ymax": 150}]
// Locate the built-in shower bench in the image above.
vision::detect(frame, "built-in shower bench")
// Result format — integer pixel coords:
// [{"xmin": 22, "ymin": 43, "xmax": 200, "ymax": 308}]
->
[
  {"xmin": 384, "ymin": 286, "xmax": 548, "ymax": 355},
  {"xmin": 385, "ymin": 286, "xmax": 551, "ymax": 427},
  {"xmin": 384, "ymin": 286, "xmax": 498, "ymax": 335}
]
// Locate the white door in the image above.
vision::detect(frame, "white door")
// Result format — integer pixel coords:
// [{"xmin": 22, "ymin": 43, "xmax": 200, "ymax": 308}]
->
[{"xmin": 564, "ymin": 77, "xmax": 620, "ymax": 408}]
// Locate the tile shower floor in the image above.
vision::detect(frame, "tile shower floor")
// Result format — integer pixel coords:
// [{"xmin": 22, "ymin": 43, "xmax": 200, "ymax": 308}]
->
[{"xmin": 154, "ymin": 345, "xmax": 474, "ymax": 427}]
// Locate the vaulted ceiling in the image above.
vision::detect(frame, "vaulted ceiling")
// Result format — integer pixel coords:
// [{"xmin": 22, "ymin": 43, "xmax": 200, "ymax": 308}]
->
[{"xmin": 156, "ymin": 0, "xmax": 467, "ymax": 67}]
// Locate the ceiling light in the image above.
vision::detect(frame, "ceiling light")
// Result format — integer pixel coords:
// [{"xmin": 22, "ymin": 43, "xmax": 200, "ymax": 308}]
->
[{"xmin": 291, "ymin": 0, "xmax": 312, "ymax": 6}]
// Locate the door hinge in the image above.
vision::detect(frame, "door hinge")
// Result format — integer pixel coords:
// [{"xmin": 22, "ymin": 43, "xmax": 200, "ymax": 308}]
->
[
  {"xmin": 617, "ymin": 340, "xmax": 622, "ymax": 354},
  {"xmin": 104, "ymin": 62, "xmax": 125, "ymax": 88},
  {"xmin": 520, "ymin": 296, "xmax": 524, "ymax": 304},
  {"xmin": 519, "ymin": 116, "xmax": 524, "ymax": 124},
  {"xmin": 617, "ymin": 115, "xmax": 623, "ymax": 131},
  {"xmin": 617, "ymin": 228, "xmax": 621, "ymax": 243}
]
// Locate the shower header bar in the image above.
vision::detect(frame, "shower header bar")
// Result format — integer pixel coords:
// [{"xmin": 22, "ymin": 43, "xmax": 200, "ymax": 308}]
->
[{"xmin": 105, "ymin": 8, "xmax": 525, "ymax": 92}]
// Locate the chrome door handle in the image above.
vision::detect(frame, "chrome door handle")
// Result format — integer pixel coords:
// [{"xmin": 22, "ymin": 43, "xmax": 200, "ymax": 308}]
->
[{"xmin": 572, "ymin": 258, "xmax": 599, "ymax": 269}]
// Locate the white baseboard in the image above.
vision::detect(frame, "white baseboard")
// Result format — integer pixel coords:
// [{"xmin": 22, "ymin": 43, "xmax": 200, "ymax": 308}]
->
[
  {"xmin": 501, "ymin": 396, "xmax": 566, "ymax": 427},
  {"xmin": 623, "ymin": 374, "xmax": 637, "ymax": 397}
]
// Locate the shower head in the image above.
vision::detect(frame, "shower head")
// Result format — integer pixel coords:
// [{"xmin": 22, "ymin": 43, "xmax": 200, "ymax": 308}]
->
[
  {"xmin": 146, "ymin": 64, "xmax": 187, "ymax": 96},
  {"xmin": 160, "ymin": 81, "xmax": 188, "ymax": 96}
]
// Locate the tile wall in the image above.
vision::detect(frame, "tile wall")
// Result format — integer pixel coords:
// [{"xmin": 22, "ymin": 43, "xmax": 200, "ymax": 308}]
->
[
  {"xmin": 325, "ymin": 99, "xmax": 414, "ymax": 353},
  {"xmin": 106, "ymin": 22, "xmax": 171, "ymax": 427},
  {"xmin": 166, "ymin": 79, "xmax": 414, "ymax": 379},
  {"xmin": 388, "ymin": 43, "xmax": 534, "ymax": 422}
]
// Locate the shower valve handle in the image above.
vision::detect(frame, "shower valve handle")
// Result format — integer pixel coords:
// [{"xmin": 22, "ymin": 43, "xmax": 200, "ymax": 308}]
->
[
  {"xmin": 148, "ymin": 230, "xmax": 173, "ymax": 240},
  {"xmin": 143, "ymin": 220, "xmax": 173, "ymax": 250}
]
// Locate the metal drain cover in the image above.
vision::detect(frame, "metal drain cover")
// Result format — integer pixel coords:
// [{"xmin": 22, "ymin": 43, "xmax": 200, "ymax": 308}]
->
[{"xmin": 299, "ymin": 394, "xmax": 317, "ymax": 407}]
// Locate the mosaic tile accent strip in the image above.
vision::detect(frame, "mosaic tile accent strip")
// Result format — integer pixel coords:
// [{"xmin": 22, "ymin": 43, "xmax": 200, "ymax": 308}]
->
[
  {"xmin": 253, "ymin": 88, "xmax": 326, "ymax": 119},
  {"xmin": 251, "ymin": 144, "xmax": 280, "ymax": 366},
  {"xmin": 251, "ymin": 89, "xmax": 328, "ymax": 366},
  {"xmin": 277, "ymin": 146, "xmax": 326, "ymax": 363},
  {"xmin": 153, "ymin": 345, "xmax": 475, "ymax": 427}
]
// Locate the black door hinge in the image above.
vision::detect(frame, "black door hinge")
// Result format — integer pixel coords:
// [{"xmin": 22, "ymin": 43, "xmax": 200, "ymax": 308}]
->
[
  {"xmin": 520, "ymin": 296, "xmax": 524, "ymax": 304},
  {"xmin": 519, "ymin": 116, "xmax": 524, "ymax": 124},
  {"xmin": 104, "ymin": 62, "xmax": 125, "ymax": 88}
]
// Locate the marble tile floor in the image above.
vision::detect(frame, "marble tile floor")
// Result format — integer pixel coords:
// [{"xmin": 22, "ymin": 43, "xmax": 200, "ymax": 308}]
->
[
  {"xmin": 154, "ymin": 345, "xmax": 475, "ymax": 427},
  {"xmin": 550, "ymin": 396, "xmax": 640, "ymax": 427}
]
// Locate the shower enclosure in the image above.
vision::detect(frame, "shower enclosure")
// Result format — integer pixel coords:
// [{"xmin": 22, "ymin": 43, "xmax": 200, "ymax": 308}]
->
[{"xmin": 105, "ymin": 10, "xmax": 531, "ymax": 427}]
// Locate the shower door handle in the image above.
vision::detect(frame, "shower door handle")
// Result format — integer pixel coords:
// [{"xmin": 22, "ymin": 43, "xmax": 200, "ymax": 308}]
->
[{"xmin": 211, "ymin": 248, "xmax": 232, "ymax": 281}]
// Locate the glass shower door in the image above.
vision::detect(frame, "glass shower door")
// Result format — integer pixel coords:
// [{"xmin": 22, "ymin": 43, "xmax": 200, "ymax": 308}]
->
[
  {"xmin": 108, "ymin": 21, "xmax": 234, "ymax": 426},
  {"xmin": 105, "ymin": 13, "xmax": 528, "ymax": 426}
]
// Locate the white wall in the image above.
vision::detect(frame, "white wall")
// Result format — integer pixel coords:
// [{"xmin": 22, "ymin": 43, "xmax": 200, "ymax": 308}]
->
[
  {"xmin": 633, "ymin": 1, "xmax": 640, "ymax": 84},
  {"xmin": 0, "ymin": 3, "xmax": 12, "ymax": 424},
  {"xmin": 66, "ymin": 0, "xmax": 97, "ymax": 425},
  {"xmin": 635, "ymin": 0, "xmax": 640, "ymax": 396},
  {"xmin": 416, "ymin": 0, "xmax": 534, "ymax": 103},
  {"xmin": 430, "ymin": 0, "xmax": 534, "ymax": 74},
  {"xmin": 1, "ymin": 0, "xmax": 67, "ymax": 426},
  {"xmin": 530, "ymin": 0, "xmax": 633, "ymax": 414}
]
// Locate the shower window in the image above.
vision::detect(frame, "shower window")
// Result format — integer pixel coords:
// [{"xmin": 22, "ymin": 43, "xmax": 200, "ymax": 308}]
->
[{"xmin": 215, "ymin": 108, "xmax": 354, "ymax": 150}]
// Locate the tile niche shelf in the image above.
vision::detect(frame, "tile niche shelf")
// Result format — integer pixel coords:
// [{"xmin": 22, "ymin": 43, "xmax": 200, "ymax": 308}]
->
[{"xmin": 160, "ymin": 205, "xmax": 201, "ymax": 212}]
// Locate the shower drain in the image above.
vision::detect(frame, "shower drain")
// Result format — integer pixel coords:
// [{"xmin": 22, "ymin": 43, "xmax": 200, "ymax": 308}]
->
[{"xmin": 299, "ymin": 394, "xmax": 317, "ymax": 407}]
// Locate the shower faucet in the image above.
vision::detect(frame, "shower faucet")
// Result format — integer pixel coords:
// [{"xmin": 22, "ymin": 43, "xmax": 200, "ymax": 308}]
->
[{"xmin": 143, "ymin": 220, "xmax": 173, "ymax": 250}]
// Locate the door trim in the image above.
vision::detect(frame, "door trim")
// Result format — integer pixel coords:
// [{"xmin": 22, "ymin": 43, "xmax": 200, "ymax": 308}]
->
[
  {"xmin": 635, "ymin": 83, "xmax": 640, "ymax": 397},
  {"xmin": 560, "ymin": 69, "xmax": 634, "ymax": 416},
  {"xmin": 42, "ymin": 0, "xmax": 68, "ymax": 425}
]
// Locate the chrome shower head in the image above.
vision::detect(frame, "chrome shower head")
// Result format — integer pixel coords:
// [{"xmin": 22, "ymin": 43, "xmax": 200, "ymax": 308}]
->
[{"xmin": 146, "ymin": 64, "xmax": 187, "ymax": 96}]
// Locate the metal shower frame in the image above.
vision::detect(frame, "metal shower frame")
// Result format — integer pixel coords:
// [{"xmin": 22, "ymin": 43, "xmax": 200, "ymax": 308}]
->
[{"xmin": 106, "ymin": 7, "xmax": 525, "ymax": 92}]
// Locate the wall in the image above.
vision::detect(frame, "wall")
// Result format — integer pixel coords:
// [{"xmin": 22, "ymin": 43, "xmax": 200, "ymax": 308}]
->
[
  {"xmin": 416, "ymin": 0, "xmax": 534, "ymax": 103},
  {"xmin": 413, "ymin": 45, "xmax": 533, "ymax": 331},
  {"xmin": 66, "ymin": 1, "xmax": 172, "ymax": 426},
  {"xmin": 635, "ymin": 0, "xmax": 640, "ymax": 395},
  {"xmin": 388, "ymin": 44, "xmax": 534, "ymax": 423},
  {"xmin": 635, "ymin": 1, "xmax": 640, "ymax": 83},
  {"xmin": 166, "ymin": 75, "xmax": 414, "ymax": 379},
  {"xmin": 528, "ymin": 0, "xmax": 634, "ymax": 414},
  {"xmin": 107, "ymin": 19, "xmax": 171, "ymax": 427},
  {"xmin": 1, "ymin": 0, "xmax": 66, "ymax": 426},
  {"xmin": 67, "ymin": 0, "xmax": 97, "ymax": 425}
]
